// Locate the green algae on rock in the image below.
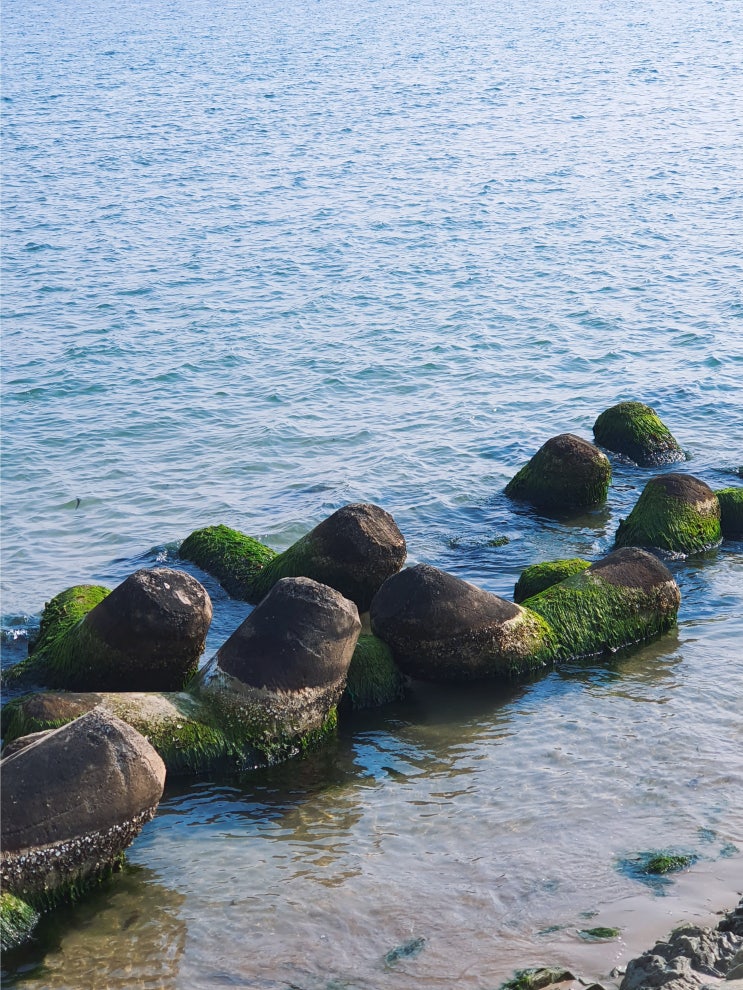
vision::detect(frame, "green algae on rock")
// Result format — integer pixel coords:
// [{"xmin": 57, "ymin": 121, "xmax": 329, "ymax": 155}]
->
[
  {"xmin": 716, "ymin": 487, "xmax": 743, "ymax": 538},
  {"xmin": 614, "ymin": 473, "xmax": 722, "ymax": 555},
  {"xmin": 513, "ymin": 558, "xmax": 591, "ymax": 604},
  {"xmin": 498, "ymin": 967, "xmax": 575, "ymax": 990},
  {"xmin": 179, "ymin": 524, "xmax": 277, "ymax": 599},
  {"xmin": 370, "ymin": 563, "xmax": 555, "ymax": 681},
  {"xmin": 523, "ymin": 547, "xmax": 681, "ymax": 662},
  {"xmin": 505, "ymin": 433, "xmax": 611, "ymax": 511},
  {"xmin": 342, "ymin": 633, "xmax": 406, "ymax": 711},
  {"xmin": 5, "ymin": 568, "xmax": 212, "ymax": 693},
  {"xmin": 249, "ymin": 503, "xmax": 407, "ymax": 610},
  {"xmin": 0, "ymin": 891, "xmax": 40, "ymax": 953},
  {"xmin": 593, "ymin": 401, "xmax": 685, "ymax": 466}
]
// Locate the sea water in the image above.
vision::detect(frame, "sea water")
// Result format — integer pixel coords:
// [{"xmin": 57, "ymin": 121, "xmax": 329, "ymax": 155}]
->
[{"xmin": 1, "ymin": 0, "xmax": 742, "ymax": 986}]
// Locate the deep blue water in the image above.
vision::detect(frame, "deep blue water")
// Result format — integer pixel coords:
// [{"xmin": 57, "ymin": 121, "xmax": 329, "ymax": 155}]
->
[{"xmin": 1, "ymin": 0, "xmax": 742, "ymax": 986}]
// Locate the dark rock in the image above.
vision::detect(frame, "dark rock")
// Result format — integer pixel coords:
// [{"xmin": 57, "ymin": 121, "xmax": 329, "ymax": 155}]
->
[
  {"xmin": 5, "ymin": 568, "xmax": 212, "ymax": 692},
  {"xmin": 1, "ymin": 709, "xmax": 166, "ymax": 906},
  {"xmin": 505, "ymin": 434, "xmax": 611, "ymax": 511},
  {"xmin": 250, "ymin": 503, "xmax": 407, "ymax": 610},
  {"xmin": 370, "ymin": 563, "xmax": 552, "ymax": 681}
]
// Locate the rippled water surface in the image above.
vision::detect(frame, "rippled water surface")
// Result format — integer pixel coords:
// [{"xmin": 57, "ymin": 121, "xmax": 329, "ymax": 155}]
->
[{"xmin": 2, "ymin": 0, "xmax": 742, "ymax": 986}]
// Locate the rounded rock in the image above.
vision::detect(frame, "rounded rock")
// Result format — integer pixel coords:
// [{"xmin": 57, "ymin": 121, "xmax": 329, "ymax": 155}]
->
[
  {"xmin": 505, "ymin": 434, "xmax": 611, "ymax": 511},
  {"xmin": 370, "ymin": 563, "xmax": 552, "ymax": 681},
  {"xmin": 593, "ymin": 401, "xmax": 684, "ymax": 466}
]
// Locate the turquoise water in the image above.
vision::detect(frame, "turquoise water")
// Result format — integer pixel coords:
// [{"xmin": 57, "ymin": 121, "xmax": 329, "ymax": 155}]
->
[{"xmin": 2, "ymin": 0, "xmax": 742, "ymax": 986}]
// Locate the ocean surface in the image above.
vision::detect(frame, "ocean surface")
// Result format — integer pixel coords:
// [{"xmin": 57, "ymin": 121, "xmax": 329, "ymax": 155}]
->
[{"xmin": 2, "ymin": 0, "xmax": 742, "ymax": 986}]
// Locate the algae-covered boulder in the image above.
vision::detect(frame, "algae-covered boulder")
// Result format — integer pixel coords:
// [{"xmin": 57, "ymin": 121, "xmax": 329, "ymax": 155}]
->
[
  {"xmin": 614, "ymin": 474, "xmax": 721, "ymax": 555},
  {"xmin": 249, "ymin": 503, "xmax": 407, "ymax": 610},
  {"xmin": 1, "ymin": 710, "xmax": 166, "ymax": 908},
  {"xmin": 717, "ymin": 487, "xmax": 743, "ymax": 538},
  {"xmin": 342, "ymin": 634, "xmax": 406, "ymax": 711},
  {"xmin": 6, "ymin": 568, "xmax": 212, "ymax": 692},
  {"xmin": 0, "ymin": 891, "xmax": 40, "ymax": 953},
  {"xmin": 370, "ymin": 564, "xmax": 553, "ymax": 681},
  {"xmin": 523, "ymin": 547, "xmax": 681, "ymax": 661},
  {"xmin": 179, "ymin": 524, "xmax": 277, "ymax": 599},
  {"xmin": 194, "ymin": 576, "xmax": 361, "ymax": 752},
  {"xmin": 593, "ymin": 401, "xmax": 684, "ymax": 466},
  {"xmin": 505, "ymin": 434, "xmax": 611, "ymax": 511},
  {"xmin": 513, "ymin": 558, "xmax": 591, "ymax": 604}
]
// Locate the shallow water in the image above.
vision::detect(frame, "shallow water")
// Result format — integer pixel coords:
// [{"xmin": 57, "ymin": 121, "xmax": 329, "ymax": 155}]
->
[{"xmin": 2, "ymin": 0, "xmax": 742, "ymax": 985}]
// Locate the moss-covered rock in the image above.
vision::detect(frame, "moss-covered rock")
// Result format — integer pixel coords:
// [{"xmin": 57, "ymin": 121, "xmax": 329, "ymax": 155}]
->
[
  {"xmin": 513, "ymin": 558, "xmax": 591, "ymax": 604},
  {"xmin": 0, "ymin": 891, "xmax": 40, "ymax": 953},
  {"xmin": 505, "ymin": 434, "xmax": 611, "ymax": 511},
  {"xmin": 523, "ymin": 547, "xmax": 681, "ymax": 661},
  {"xmin": 5, "ymin": 568, "xmax": 212, "ymax": 692},
  {"xmin": 179, "ymin": 524, "xmax": 277, "ymax": 599},
  {"xmin": 342, "ymin": 634, "xmax": 406, "ymax": 711},
  {"xmin": 593, "ymin": 401, "xmax": 684, "ymax": 466},
  {"xmin": 370, "ymin": 564, "xmax": 555, "ymax": 681},
  {"xmin": 717, "ymin": 487, "xmax": 743, "ymax": 538},
  {"xmin": 249, "ymin": 503, "xmax": 407, "ymax": 610},
  {"xmin": 614, "ymin": 473, "xmax": 722, "ymax": 555}
]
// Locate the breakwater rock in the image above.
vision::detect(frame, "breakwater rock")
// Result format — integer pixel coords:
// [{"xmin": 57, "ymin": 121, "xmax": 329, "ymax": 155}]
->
[
  {"xmin": 615, "ymin": 474, "xmax": 722, "ymax": 556},
  {"xmin": 505, "ymin": 433, "xmax": 611, "ymax": 512},
  {"xmin": 5, "ymin": 568, "xmax": 212, "ymax": 692},
  {"xmin": 0, "ymin": 709, "xmax": 166, "ymax": 949},
  {"xmin": 181, "ymin": 502, "xmax": 407, "ymax": 610},
  {"xmin": 593, "ymin": 401, "xmax": 685, "ymax": 467}
]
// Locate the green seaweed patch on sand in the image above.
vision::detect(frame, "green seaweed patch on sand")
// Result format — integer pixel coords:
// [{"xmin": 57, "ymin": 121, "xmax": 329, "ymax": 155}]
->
[
  {"xmin": 384, "ymin": 937, "xmax": 426, "ymax": 967},
  {"xmin": 179, "ymin": 524, "xmax": 277, "ymax": 600},
  {"xmin": 342, "ymin": 634, "xmax": 406, "ymax": 711},
  {"xmin": 513, "ymin": 559, "xmax": 591, "ymax": 604},
  {"xmin": 578, "ymin": 926, "xmax": 621, "ymax": 941},
  {"xmin": 617, "ymin": 850, "xmax": 697, "ymax": 892},
  {"xmin": 0, "ymin": 891, "xmax": 40, "ymax": 953},
  {"xmin": 593, "ymin": 401, "xmax": 684, "ymax": 466},
  {"xmin": 716, "ymin": 487, "xmax": 743, "ymax": 538},
  {"xmin": 615, "ymin": 474, "xmax": 721, "ymax": 555}
]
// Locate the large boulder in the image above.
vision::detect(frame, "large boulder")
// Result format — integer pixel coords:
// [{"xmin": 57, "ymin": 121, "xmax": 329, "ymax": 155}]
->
[
  {"xmin": 593, "ymin": 401, "xmax": 685, "ymax": 466},
  {"xmin": 523, "ymin": 547, "xmax": 681, "ymax": 661},
  {"xmin": 504, "ymin": 434, "xmax": 611, "ymax": 511},
  {"xmin": 249, "ymin": 503, "xmax": 407, "ymax": 610},
  {"xmin": 193, "ymin": 576, "xmax": 361, "ymax": 756},
  {"xmin": 614, "ymin": 474, "xmax": 722, "ymax": 555},
  {"xmin": 370, "ymin": 564, "xmax": 553, "ymax": 681},
  {"xmin": 6, "ymin": 568, "xmax": 212, "ymax": 692},
  {"xmin": 717, "ymin": 487, "xmax": 743, "ymax": 539},
  {"xmin": 1, "ymin": 710, "xmax": 165, "ymax": 909}
]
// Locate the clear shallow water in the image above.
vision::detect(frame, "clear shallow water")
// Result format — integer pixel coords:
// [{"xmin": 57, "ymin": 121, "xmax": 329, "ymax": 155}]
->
[{"xmin": 1, "ymin": 0, "xmax": 742, "ymax": 986}]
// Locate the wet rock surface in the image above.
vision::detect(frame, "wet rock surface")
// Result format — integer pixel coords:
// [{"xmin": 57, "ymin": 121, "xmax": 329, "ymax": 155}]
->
[{"xmin": 505, "ymin": 433, "xmax": 611, "ymax": 511}]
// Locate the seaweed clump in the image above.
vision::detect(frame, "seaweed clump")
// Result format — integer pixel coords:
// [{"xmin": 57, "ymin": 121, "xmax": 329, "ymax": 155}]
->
[
  {"xmin": 0, "ymin": 891, "xmax": 40, "ymax": 953},
  {"xmin": 342, "ymin": 634, "xmax": 406, "ymax": 711}
]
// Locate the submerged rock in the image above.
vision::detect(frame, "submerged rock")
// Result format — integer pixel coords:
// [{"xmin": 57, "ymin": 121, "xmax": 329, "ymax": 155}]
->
[
  {"xmin": 0, "ymin": 891, "xmax": 40, "ymax": 953},
  {"xmin": 370, "ymin": 564, "xmax": 553, "ymax": 681},
  {"xmin": 179, "ymin": 524, "xmax": 277, "ymax": 599},
  {"xmin": 717, "ymin": 487, "xmax": 743, "ymax": 538},
  {"xmin": 250, "ymin": 503, "xmax": 407, "ymax": 610},
  {"xmin": 593, "ymin": 401, "xmax": 684, "ymax": 466},
  {"xmin": 0, "ymin": 710, "xmax": 165, "ymax": 912},
  {"xmin": 5, "ymin": 568, "xmax": 212, "ymax": 692},
  {"xmin": 523, "ymin": 547, "xmax": 681, "ymax": 662},
  {"xmin": 505, "ymin": 434, "xmax": 611, "ymax": 511},
  {"xmin": 513, "ymin": 558, "xmax": 591, "ymax": 604},
  {"xmin": 614, "ymin": 474, "xmax": 722, "ymax": 555}
]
